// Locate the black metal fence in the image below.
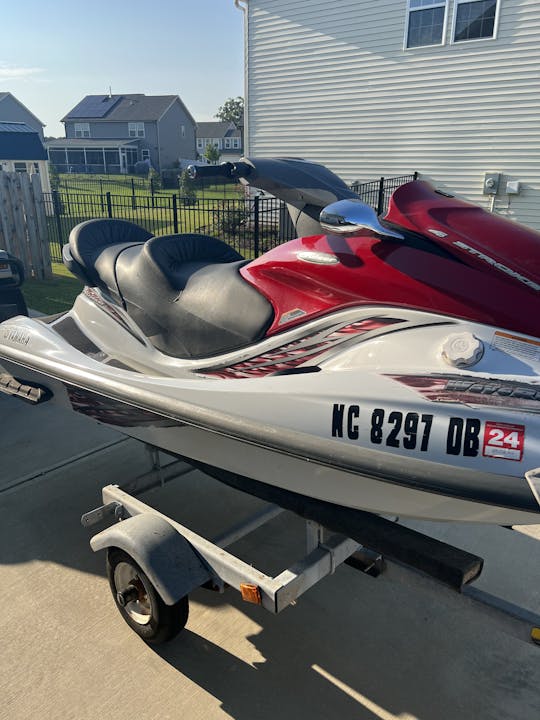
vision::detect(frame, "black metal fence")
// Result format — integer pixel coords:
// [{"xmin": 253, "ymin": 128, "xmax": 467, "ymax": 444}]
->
[
  {"xmin": 351, "ymin": 173, "xmax": 419, "ymax": 214},
  {"xmin": 45, "ymin": 173, "xmax": 418, "ymax": 263},
  {"xmin": 53, "ymin": 173, "xmax": 153, "ymax": 196}
]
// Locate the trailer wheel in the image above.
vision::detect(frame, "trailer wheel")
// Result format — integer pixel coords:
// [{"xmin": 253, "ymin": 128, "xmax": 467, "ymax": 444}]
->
[{"xmin": 106, "ymin": 548, "xmax": 189, "ymax": 644}]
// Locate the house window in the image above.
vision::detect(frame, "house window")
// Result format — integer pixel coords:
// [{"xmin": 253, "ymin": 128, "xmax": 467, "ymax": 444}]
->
[
  {"xmin": 74, "ymin": 122, "xmax": 90, "ymax": 138},
  {"xmin": 196, "ymin": 138, "xmax": 204, "ymax": 150},
  {"xmin": 181, "ymin": 124, "xmax": 186, "ymax": 138},
  {"xmin": 14, "ymin": 162, "xmax": 27, "ymax": 173},
  {"xmin": 141, "ymin": 149, "xmax": 150, "ymax": 161},
  {"xmin": 405, "ymin": 0, "xmax": 448, "ymax": 48},
  {"xmin": 128, "ymin": 122, "xmax": 145, "ymax": 138},
  {"xmin": 224, "ymin": 138, "xmax": 231, "ymax": 149},
  {"xmin": 232, "ymin": 137, "xmax": 240, "ymax": 149},
  {"xmin": 454, "ymin": 0, "xmax": 498, "ymax": 42}
]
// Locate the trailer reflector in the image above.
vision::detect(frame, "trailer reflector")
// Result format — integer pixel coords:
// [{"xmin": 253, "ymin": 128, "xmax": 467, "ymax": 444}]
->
[{"xmin": 240, "ymin": 583, "xmax": 262, "ymax": 605}]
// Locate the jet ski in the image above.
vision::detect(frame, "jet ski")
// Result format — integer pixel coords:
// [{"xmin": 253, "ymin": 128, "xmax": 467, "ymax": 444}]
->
[{"xmin": 1, "ymin": 157, "xmax": 539, "ymax": 526}]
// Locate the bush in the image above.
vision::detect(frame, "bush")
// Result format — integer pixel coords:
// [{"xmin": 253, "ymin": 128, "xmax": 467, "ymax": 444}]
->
[
  {"xmin": 149, "ymin": 167, "xmax": 161, "ymax": 191},
  {"xmin": 161, "ymin": 168, "xmax": 180, "ymax": 189},
  {"xmin": 216, "ymin": 207, "xmax": 248, "ymax": 235},
  {"xmin": 179, "ymin": 169, "xmax": 197, "ymax": 205},
  {"xmin": 134, "ymin": 161, "xmax": 149, "ymax": 176}
]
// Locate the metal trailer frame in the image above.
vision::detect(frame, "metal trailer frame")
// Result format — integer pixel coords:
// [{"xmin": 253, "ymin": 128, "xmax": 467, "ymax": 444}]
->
[
  {"xmin": 81, "ymin": 449, "xmax": 540, "ymax": 645},
  {"xmin": 84, "ymin": 482, "xmax": 365, "ymax": 615}
]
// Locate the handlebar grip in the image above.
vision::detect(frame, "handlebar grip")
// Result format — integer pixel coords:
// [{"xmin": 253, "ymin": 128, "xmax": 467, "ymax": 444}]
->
[{"xmin": 187, "ymin": 163, "xmax": 234, "ymax": 180}]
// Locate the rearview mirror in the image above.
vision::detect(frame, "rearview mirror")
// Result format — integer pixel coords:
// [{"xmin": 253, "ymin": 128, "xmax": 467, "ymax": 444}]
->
[{"xmin": 320, "ymin": 199, "xmax": 404, "ymax": 240}]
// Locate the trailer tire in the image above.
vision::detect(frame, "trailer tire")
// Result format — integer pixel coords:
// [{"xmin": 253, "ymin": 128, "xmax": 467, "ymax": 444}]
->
[{"xmin": 106, "ymin": 548, "xmax": 189, "ymax": 644}]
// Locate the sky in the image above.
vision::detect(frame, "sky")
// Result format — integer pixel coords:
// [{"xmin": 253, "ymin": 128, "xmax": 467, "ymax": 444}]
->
[{"xmin": 1, "ymin": 0, "xmax": 245, "ymax": 137}]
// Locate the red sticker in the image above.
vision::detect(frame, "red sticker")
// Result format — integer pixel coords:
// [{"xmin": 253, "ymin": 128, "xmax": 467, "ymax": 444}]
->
[{"xmin": 483, "ymin": 422, "xmax": 525, "ymax": 461}]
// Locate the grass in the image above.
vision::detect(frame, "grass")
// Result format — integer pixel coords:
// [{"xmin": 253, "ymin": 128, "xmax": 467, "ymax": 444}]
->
[
  {"xmin": 56, "ymin": 173, "xmax": 243, "ymax": 200},
  {"xmin": 23, "ymin": 263, "xmax": 82, "ymax": 315}
]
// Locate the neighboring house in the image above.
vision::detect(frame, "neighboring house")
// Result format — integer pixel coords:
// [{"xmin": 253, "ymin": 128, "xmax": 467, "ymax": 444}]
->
[
  {"xmin": 48, "ymin": 93, "xmax": 196, "ymax": 173},
  {"xmin": 0, "ymin": 122, "xmax": 51, "ymax": 193},
  {"xmin": 0, "ymin": 92, "xmax": 45, "ymax": 141},
  {"xmin": 196, "ymin": 121, "xmax": 243, "ymax": 161},
  {"xmin": 238, "ymin": 0, "xmax": 540, "ymax": 229}
]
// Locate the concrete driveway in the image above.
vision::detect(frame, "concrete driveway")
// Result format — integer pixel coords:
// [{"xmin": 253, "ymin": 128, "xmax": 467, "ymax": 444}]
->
[{"xmin": 0, "ymin": 393, "xmax": 539, "ymax": 720}]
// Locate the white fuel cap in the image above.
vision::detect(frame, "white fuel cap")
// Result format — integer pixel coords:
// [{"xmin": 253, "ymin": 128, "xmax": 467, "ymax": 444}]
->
[{"xmin": 441, "ymin": 332, "xmax": 484, "ymax": 367}]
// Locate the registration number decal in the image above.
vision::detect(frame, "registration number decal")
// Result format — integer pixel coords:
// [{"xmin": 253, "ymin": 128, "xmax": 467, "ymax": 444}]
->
[{"xmin": 331, "ymin": 404, "xmax": 525, "ymax": 461}]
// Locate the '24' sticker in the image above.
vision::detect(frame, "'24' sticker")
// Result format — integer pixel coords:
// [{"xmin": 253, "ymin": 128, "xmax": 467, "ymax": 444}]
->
[{"xmin": 483, "ymin": 422, "xmax": 525, "ymax": 461}]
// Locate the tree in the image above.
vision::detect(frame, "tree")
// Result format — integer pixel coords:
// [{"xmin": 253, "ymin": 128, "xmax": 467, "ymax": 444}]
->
[
  {"xmin": 215, "ymin": 97, "xmax": 244, "ymax": 129},
  {"xmin": 179, "ymin": 169, "xmax": 197, "ymax": 205},
  {"xmin": 204, "ymin": 143, "xmax": 221, "ymax": 165},
  {"xmin": 148, "ymin": 167, "xmax": 161, "ymax": 191}
]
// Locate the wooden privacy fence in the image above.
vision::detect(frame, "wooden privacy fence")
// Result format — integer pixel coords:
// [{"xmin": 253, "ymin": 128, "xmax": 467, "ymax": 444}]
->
[{"xmin": 0, "ymin": 171, "xmax": 52, "ymax": 280}]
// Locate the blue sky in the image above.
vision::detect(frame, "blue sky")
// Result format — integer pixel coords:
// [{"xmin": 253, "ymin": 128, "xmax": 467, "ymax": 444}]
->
[{"xmin": 1, "ymin": 0, "xmax": 245, "ymax": 136}]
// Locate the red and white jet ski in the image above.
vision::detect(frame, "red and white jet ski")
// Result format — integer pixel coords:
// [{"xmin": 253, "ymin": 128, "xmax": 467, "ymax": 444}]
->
[{"xmin": 1, "ymin": 157, "xmax": 539, "ymax": 525}]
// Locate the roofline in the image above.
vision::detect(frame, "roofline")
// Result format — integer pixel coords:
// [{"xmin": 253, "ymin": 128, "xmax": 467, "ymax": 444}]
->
[
  {"xmin": 157, "ymin": 95, "xmax": 197, "ymax": 126},
  {"xmin": 0, "ymin": 92, "xmax": 45, "ymax": 127},
  {"xmin": 62, "ymin": 94, "xmax": 196, "ymax": 125}
]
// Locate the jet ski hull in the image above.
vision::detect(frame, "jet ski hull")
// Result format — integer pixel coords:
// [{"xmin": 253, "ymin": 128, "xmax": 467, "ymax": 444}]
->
[{"xmin": 1, "ymin": 303, "xmax": 539, "ymax": 526}]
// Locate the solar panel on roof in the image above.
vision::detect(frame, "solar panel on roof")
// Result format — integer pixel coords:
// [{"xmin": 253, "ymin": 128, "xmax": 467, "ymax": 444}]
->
[
  {"xmin": 0, "ymin": 122, "xmax": 34, "ymax": 133},
  {"xmin": 68, "ymin": 95, "xmax": 121, "ymax": 118}
]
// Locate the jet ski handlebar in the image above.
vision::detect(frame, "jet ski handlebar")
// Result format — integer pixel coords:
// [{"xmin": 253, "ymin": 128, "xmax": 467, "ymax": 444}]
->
[{"xmin": 187, "ymin": 161, "xmax": 252, "ymax": 181}]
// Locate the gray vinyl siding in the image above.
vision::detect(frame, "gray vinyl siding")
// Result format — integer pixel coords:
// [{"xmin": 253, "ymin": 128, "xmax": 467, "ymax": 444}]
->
[
  {"xmin": 156, "ymin": 100, "xmax": 197, "ymax": 168},
  {"xmin": 0, "ymin": 96, "xmax": 44, "ymax": 140},
  {"xmin": 246, "ymin": 0, "xmax": 540, "ymax": 229},
  {"xmin": 65, "ymin": 121, "xmax": 149, "ymax": 140},
  {"xmin": 64, "ymin": 99, "xmax": 196, "ymax": 169}
]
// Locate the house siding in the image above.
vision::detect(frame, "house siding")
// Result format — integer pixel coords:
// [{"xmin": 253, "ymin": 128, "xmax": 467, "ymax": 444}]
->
[
  {"xmin": 0, "ymin": 95, "xmax": 44, "ymax": 140},
  {"xmin": 156, "ymin": 99, "xmax": 197, "ymax": 168},
  {"xmin": 64, "ymin": 99, "xmax": 196, "ymax": 169},
  {"xmin": 246, "ymin": 0, "xmax": 540, "ymax": 229}
]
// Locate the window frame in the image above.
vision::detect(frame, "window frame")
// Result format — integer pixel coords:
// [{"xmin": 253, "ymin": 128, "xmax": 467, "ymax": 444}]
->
[
  {"xmin": 74, "ymin": 122, "xmax": 90, "ymax": 138},
  {"xmin": 128, "ymin": 121, "xmax": 145, "ymax": 138},
  {"xmin": 404, "ymin": 0, "xmax": 449, "ymax": 50},
  {"xmin": 451, "ymin": 0, "xmax": 501, "ymax": 44}
]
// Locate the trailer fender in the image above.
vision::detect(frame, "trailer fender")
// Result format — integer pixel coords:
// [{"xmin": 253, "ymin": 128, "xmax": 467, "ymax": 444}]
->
[{"xmin": 90, "ymin": 513, "xmax": 213, "ymax": 605}]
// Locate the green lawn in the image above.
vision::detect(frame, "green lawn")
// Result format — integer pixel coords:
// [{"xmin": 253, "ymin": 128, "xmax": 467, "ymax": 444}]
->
[
  {"xmin": 56, "ymin": 173, "xmax": 243, "ymax": 200},
  {"xmin": 23, "ymin": 263, "xmax": 82, "ymax": 315}
]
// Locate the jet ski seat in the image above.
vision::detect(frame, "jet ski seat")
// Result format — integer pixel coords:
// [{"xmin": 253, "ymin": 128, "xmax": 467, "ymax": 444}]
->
[{"xmin": 65, "ymin": 219, "xmax": 274, "ymax": 359}]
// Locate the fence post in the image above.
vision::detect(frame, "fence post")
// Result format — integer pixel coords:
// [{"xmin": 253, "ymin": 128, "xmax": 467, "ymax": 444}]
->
[
  {"xmin": 106, "ymin": 192, "xmax": 113, "ymax": 218},
  {"xmin": 253, "ymin": 195, "xmax": 260, "ymax": 258},
  {"xmin": 52, "ymin": 190, "xmax": 64, "ymax": 250},
  {"xmin": 377, "ymin": 177, "xmax": 385, "ymax": 215},
  {"xmin": 172, "ymin": 194, "xmax": 179, "ymax": 234},
  {"xmin": 30, "ymin": 174, "xmax": 52, "ymax": 278},
  {"xmin": 131, "ymin": 178, "xmax": 136, "ymax": 210}
]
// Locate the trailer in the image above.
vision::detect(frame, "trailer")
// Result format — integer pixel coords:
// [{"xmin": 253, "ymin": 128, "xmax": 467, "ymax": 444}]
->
[{"xmin": 82, "ymin": 447, "xmax": 540, "ymax": 645}]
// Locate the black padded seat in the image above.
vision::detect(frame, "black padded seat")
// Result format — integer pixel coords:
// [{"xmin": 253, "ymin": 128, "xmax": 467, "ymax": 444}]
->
[
  {"xmin": 115, "ymin": 234, "xmax": 274, "ymax": 358},
  {"xmin": 64, "ymin": 219, "xmax": 153, "ymax": 293}
]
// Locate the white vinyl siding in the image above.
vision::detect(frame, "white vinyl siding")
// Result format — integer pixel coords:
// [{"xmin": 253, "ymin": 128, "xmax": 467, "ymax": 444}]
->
[{"xmin": 246, "ymin": 0, "xmax": 540, "ymax": 229}]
